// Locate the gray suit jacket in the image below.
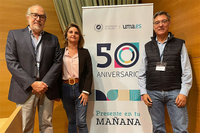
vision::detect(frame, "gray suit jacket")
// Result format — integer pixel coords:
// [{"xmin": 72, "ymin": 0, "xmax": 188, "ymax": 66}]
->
[{"xmin": 5, "ymin": 26, "xmax": 62, "ymax": 104}]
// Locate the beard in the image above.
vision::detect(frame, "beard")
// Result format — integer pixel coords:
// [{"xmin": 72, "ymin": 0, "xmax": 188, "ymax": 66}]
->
[
  {"xmin": 33, "ymin": 24, "xmax": 43, "ymax": 31},
  {"xmin": 29, "ymin": 20, "xmax": 45, "ymax": 32}
]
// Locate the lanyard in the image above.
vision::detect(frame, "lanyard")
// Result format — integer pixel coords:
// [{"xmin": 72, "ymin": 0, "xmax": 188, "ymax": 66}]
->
[
  {"xmin": 160, "ymin": 49, "xmax": 164, "ymax": 63},
  {"xmin": 158, "ymin": 41, "xmax": 166, "ymax": 63},
  {"xmin": 31, "ymin": 36, "xmax": 42, "ymax": 78},
  {"xmin": 31, "ymin": 37, "xmax": 42, "ymax": 62}
]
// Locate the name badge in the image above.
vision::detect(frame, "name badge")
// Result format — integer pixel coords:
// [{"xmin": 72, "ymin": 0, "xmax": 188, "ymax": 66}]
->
[{"xmin": 156, "ymin": 62, "xmax": 167, "ymax": 71}]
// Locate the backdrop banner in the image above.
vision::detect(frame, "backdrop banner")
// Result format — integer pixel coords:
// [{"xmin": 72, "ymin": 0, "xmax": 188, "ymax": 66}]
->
[{"xmin": 83, "ymin": 4, "xmax": 153, "ymax": 133}]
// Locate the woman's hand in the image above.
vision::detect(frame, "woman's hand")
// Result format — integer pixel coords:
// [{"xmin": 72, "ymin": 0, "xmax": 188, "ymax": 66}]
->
[{"xmin": 79, "ymin": 92, "xmax": 89, "ymax": 106}]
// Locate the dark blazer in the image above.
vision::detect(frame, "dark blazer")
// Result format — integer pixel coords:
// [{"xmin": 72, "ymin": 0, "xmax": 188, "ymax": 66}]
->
[
  {"xmin": 60, "ymin": 47, "xmax": 93, "ymax": 94},
  {"xmin": 5, "ymin": 26, "xmax": 62, "ymax": 104}
]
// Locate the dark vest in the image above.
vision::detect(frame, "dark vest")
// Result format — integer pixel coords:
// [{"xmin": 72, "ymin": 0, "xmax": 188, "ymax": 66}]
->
[{"xmin": 145, "ymin": 32, "xmax": 185, "ymax": 91}]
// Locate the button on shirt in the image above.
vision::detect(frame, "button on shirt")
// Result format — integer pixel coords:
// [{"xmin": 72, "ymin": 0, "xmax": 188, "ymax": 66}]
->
[
  {"xmin": 138, "ymin": 34, "xmax": 192, "ymax": 96},
  {"xmin": 62, "ymin": 47, "xmax": 89, "ymax": 94},
  {"xmin": 157, "ymin": 37, "xmax": 167, "ymax": 62},
  {"xmin": 28, "ymin": 26, "xmax": 44, "ymax": 78},
  {"xmin": 62, "ymin": 47, "xmax": 79, "ymax": 80}
]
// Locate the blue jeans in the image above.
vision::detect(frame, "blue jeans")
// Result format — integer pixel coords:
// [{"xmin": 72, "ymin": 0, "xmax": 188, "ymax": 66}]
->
[
  {"xmin": 147, "ymin": 89, "xmax": 188, "ymax": 133},
  {"xmin": 62, "ymin": 83, "xmax": 88, "ymax": 133}
]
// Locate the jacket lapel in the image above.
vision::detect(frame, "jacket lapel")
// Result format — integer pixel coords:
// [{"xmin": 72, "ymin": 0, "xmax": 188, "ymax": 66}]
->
[
  {"xmin": 40, "ymin": 32, "xmax": 48, "ymax": 62},
  {"xmin": 22, "ymin": 27, "xmax": 35, "ymax": 59},
  {"xmin": 78, "ymin": 48, "xmax": 84, "ymax": 75}
]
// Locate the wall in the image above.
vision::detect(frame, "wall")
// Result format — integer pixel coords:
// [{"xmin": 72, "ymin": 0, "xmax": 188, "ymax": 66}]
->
[
  {"xmin": 141, "ymin": 0, "xmax": 200, "ymax": 132},
  {"xmin": 0, "ymin": 0, "xmax": 67, "ymax": 132}
]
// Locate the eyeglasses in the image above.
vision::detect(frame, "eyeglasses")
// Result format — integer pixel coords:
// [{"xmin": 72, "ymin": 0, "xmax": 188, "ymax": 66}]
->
[
  {"xmin": 30, "ymin": 13, "xmax": 46, "ymax": 21},
  {"xmin": 153, "ymin": 19, "xmax": 169, "ymax": 25}
]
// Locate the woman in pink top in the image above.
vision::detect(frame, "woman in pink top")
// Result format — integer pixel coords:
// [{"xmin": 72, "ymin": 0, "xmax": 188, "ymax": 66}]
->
[{"xmin": 60, "ymin": 23, "xmax": 93, "ymax": 133}]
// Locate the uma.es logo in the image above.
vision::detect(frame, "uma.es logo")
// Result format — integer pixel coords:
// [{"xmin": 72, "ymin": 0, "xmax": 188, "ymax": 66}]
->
[
  {"xmin": 122, "ymin": 24, "xmax": 142, "ymax": 29},
  {"xmin": 97, "ymin": 43, "xmax": 139, "ymax": 68}
]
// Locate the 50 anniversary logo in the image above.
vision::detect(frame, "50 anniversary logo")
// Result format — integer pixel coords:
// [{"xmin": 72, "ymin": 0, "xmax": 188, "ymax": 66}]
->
[
  {"xmin": 94, "ymin": 43, "xmax": 141, "ymax": 101},
  {"xmin": 97, "ymin": 43, "xmax": 139, "ymax": 68}
]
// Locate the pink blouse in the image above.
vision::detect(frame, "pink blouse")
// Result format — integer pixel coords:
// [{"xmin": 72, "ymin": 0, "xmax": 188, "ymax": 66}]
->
[{"xmin": 62, "ymin": 47, "xmax": 79, "ymax": 80}]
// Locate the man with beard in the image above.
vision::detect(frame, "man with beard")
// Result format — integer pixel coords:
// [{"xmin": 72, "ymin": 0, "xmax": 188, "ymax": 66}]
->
[{"xmin": 5, "ymin": 5, "xmax": 62, "ymax": 133}]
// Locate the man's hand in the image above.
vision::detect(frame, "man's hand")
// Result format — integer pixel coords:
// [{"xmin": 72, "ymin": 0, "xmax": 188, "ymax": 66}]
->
[
  {"xmin": 79, "ymin": 92, "xmax": 89, "ymax": 106},
  {"xmin": 142, "ymin": 94, "xmax": 153, "ymax": 107},
  {"xmin": 175, "ymin": 94, "xmax": 187, "ymax": 108},
  {"xmin": 31, "ymin": 81, "xmax": 48, "ymax": 94}
]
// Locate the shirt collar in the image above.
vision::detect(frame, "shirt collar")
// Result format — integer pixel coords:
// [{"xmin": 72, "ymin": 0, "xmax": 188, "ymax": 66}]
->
[
  {"xmin": 64, "ymin": 47, "xmax": 78, "ymax": 58},
  {"xmin": 156, "ymin": 33, "xmax": 170, "ymax": 43},
  {"xmin": 64, "ymin": 47, "xmax": 69, "ymax": 56},
  {"xmin": 28, "ymin": 26, "xmax": 44, "ymax": 36}
]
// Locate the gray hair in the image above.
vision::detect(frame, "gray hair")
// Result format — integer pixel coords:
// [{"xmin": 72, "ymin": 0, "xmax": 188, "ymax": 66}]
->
[
  {"xmin": 26, "ymin": 4, "xmax": 47, "ymax": 18},
  {"xmin": 153, "ymin": 11, "xmax": 171, "ymax": 21}
]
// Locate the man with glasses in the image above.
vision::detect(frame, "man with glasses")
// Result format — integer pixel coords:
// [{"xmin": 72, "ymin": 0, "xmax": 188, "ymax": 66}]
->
[
  {"xmin": 5, "ymin": 5, "xmax": 62, "ymax": 133},
  {"xmin": 138, "ymin": 11, "xmax": 192, "ymax": 133}
]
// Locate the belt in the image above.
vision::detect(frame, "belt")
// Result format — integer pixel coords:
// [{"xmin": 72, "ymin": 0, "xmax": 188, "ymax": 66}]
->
[{"xmin": 63, "ymin": 78, "xmax": 79, "ymax": 85}]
